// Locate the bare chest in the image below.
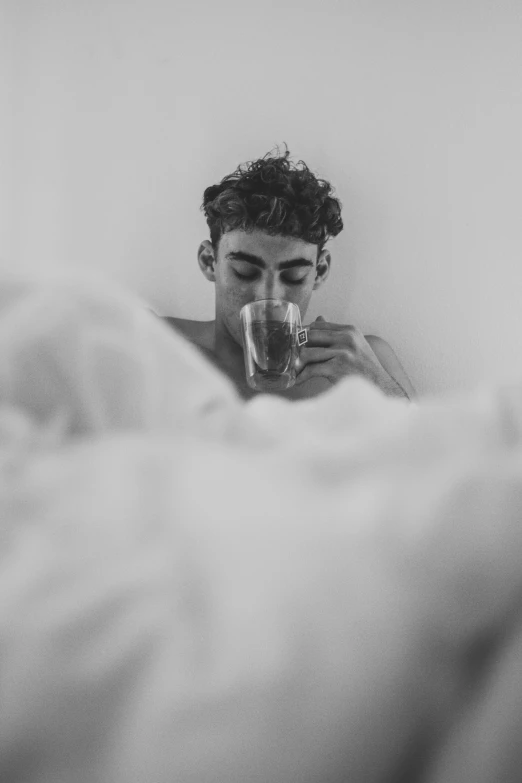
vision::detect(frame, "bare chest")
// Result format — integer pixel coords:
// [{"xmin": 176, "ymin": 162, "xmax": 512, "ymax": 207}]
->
[{"xmin": 163, "ymin": 317, "xmax": 331, "ymax": 401}]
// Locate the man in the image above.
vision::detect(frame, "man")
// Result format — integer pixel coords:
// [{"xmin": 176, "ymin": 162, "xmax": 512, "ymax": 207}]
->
[{"xmin": 164, "ymin": 148, "xmax": 415, "ymax": 401}]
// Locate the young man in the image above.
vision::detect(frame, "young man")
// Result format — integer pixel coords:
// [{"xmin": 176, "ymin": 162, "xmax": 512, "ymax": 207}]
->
[{"xmin": 164, "ymin": 148, "xmax": 415, "ymax": 401}]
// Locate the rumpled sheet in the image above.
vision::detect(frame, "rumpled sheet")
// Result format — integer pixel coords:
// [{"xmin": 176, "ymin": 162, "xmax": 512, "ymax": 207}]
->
[{"xmin": 2, "ymin": 273, "xmax": 522, "ymax": 782}]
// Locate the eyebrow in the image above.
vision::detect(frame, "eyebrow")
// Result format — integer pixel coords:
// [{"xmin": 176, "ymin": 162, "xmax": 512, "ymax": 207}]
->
[{"xmin": 225, "ymin": 251, "xmax": 314, "ymax": 270}]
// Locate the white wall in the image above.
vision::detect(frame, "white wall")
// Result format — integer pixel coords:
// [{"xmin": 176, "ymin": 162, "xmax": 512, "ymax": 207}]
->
[
  {"xmin": 3, "ymin": 0, "xmax": 522, "ymax": 397},
  {"xmin": 0, "ymin": 1, "xmax": 14, "ymax": 263}
]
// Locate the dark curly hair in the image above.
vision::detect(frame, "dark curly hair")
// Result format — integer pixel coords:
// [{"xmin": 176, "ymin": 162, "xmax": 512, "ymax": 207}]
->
[{"xmin": 201, "ymin": 145, "xmax": 343, "ymax": 252}]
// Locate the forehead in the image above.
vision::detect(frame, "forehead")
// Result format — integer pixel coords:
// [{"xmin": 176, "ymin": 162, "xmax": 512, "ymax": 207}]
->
[{"xmin": 218, "ymin": 229, "xmax": 318, "ymax": 263}]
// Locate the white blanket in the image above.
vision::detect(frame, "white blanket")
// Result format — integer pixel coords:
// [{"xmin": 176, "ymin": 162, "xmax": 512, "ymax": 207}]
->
[{"xmin": 2, "ymin": 274, "xmax": 522, "ymax": 783}]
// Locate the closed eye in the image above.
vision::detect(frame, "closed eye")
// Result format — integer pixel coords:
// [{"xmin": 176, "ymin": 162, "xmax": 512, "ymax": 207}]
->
[
  {"xmin": 233, "ymin": 271, "xmax": 257, "ymax": 281},
  {"xmin": 233, "ymin": 271, "xmax": 306, "ymax": 285}
]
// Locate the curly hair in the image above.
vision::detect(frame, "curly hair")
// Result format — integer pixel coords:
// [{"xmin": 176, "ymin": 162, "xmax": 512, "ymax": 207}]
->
[{"xmin": 201, "ymin": 145, "xmax": 343, "ymax": 251}]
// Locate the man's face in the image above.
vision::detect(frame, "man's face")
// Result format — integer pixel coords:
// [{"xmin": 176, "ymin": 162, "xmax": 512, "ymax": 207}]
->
[{"xmin": 200, "ymin": 229, "xmax": 330, "ymax": 346}]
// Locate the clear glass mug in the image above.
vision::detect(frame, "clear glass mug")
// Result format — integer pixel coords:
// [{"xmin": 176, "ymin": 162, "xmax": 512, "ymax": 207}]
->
[{"xmin": 240, "ymin": 299, "xmax": 308, "ymax": 392}]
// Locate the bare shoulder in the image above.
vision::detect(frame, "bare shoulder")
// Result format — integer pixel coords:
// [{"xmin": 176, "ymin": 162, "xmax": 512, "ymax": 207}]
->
[
  {"xmin": 364, "ymin": 334, "xmax": 391, "ymax": 353},
  {"xmin": 162, "ymin": 316, "xmax": 193, "ymax": 334},
  {"xmin": 364, "ymin": 334, "xmax": 416, "ymax": 399},
  {"xmin": 161, "ymin": 316, "xmax": 214, "ymax": 351}
]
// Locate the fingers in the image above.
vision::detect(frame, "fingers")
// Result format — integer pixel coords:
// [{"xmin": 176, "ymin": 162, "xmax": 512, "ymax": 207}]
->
[
  {"xmin": 297, "ymin": 347, "xmax": 341, "ymax": 368},
  {"xmin": 307, "ymin": 319, "xmax": 350, "ymax": 332},
  {"xmin": 305, "ymin": 317, "xmax": 355, "ymax": 334},
  {"xmin": 305, "ymin": 329, "xmax": 357, "ymax": 349},
  {"xmin": 294, "ymin": 360, "xmax": 335, "ymax": 386},
  {"xmin": 303, "ymin": 331, "xmax": 336, "ymax": 347},
  {"xmin": 295, "ymin": 349, "xmax": 348, "ymax": 384}
]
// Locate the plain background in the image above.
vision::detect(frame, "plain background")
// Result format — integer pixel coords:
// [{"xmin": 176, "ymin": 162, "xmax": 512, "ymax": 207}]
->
[{"xmin": 1, "ymin": 0, "xmax": 522, "ymax": 398}]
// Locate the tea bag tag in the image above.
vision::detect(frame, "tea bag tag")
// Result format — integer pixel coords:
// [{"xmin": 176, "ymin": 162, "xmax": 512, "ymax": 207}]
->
[{"xmin": 297, "ymin": 329, "xmax": 308, "ymax": 346}]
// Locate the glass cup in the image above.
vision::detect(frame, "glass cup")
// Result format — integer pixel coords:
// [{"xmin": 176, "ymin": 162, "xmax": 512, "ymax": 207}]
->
[{"xmin": 240, "ymin": 299, "xmax": 308, "ymax": 392}]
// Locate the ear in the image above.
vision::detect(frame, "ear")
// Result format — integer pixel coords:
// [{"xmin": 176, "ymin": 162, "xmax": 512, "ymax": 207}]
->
[
  {"xmin": 197, "ymin": 240, "xmax": 217, "ymax": 282},
  {"xmin": 312, "ymin": 248, "xmax": 331, "ymax": 291}
]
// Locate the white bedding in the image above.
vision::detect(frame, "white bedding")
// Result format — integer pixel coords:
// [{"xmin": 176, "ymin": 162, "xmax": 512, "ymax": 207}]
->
[{"xmin": 2, "ymin": 275, "xmax": 522, "ymax": 782}]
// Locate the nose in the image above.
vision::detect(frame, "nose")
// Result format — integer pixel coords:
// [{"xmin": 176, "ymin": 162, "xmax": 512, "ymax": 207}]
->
[{"xmin": 253, "ymin": 275, "xmax": 285, "ymax": 302}]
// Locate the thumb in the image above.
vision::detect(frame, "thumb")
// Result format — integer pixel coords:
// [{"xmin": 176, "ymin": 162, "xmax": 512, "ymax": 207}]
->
[{"xmin": 315, "ymin": 315, "xmax": 326, "ymax": 322}]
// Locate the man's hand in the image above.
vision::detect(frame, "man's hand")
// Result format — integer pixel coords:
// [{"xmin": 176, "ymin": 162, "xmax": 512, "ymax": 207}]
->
[{"xmin": 295, "ymin": 316, "xmax": 409, "ymax": 398}]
